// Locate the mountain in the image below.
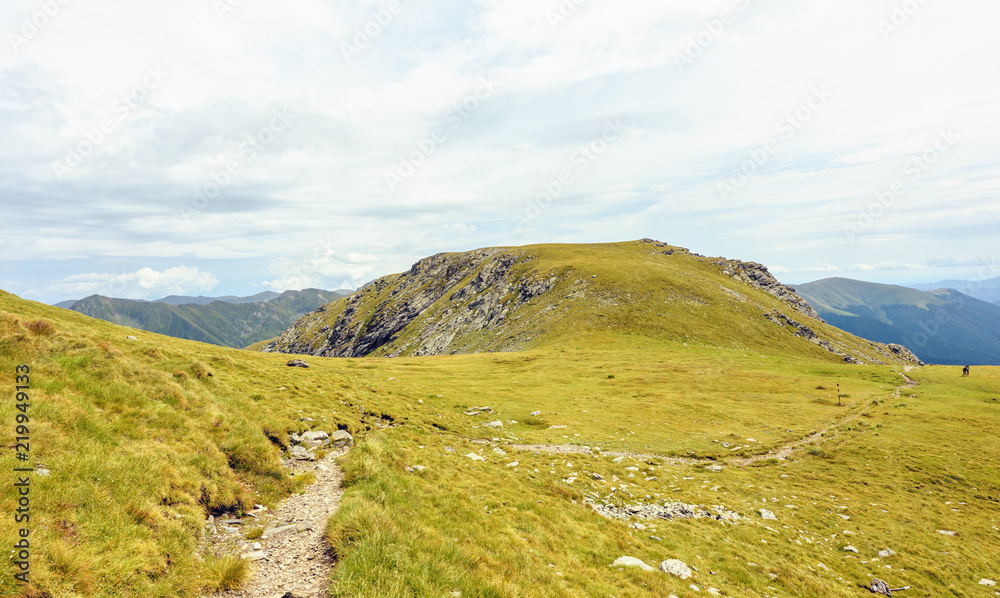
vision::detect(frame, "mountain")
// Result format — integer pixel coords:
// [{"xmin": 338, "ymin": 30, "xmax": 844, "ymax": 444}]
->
[
  {"xmin": 794, "ymin": 277, "xmax": 1000, "ymax": 365},
  {"xmin": 67, "ymin": 288, "xmax": 350, "ymax": 348},
  {"xmin": 907, "ymin": 275, "xmax": 1000, "ymax": 305},
  {"xmin": 154, "ymin": 291, "xmax": 282, "ymax": 305},
  {"xmin": 3, "ymin": 247, "xmax": 999, "ymax": 598},
  {"xmin": 259, "ymin": 240, "xmax": 920, "ymax": 366}
]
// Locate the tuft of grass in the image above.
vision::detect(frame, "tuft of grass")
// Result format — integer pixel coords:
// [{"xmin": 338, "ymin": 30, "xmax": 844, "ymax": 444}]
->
[
  {"xmin": 201, "ymin": 554, "xmax": 249, "ymax": 592},
  {"xmin": 245, "ymin": 525, "xmax": 264, "ymax": 541},
  {"xmin": 190, "ymin": 361, "xmax": 213, "ymax": 378},
  {"xmin": 25, "ymin": 318, "xmax": 56, "ymax": 336}
]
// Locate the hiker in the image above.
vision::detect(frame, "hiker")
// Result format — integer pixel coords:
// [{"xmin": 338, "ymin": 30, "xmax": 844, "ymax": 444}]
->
[{"xmin": 962, "ymin": 365, "xmax": 970, "ymax": 377}]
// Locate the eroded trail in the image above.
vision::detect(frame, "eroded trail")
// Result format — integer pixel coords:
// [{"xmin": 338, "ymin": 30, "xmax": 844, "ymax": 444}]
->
[{"xmin": 215, "ymin": 446, "xmax": 349, "ymax": 598}]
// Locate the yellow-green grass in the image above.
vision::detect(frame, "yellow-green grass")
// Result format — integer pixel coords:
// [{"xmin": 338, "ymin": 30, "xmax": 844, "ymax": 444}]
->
[{"xmin": 1, "ymin": 289, "xmax": 998, "ymax": 598}]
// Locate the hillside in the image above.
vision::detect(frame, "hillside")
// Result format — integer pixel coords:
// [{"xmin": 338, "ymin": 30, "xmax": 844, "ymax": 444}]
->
[
  {"xmin": 908, "ymin": 275, "xmax": 1000, "ymax": 305},
  {"xmin": 260, "ymin": 240, "xmax": 920, "ymax": 366},
  {"xmin": 66, "ymin": 288, "xmax": 349, "ymax": 349},
  {"xmin": 2, "ymin": 285, "xmax": 999, "ymax": 598},
  {"xmin": 795, "ymin": 278, "xmax": 1000, "ymax": 365}
]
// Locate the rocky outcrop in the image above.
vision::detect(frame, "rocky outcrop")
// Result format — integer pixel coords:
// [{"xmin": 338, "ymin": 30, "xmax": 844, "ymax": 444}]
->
[
  {"xmin": 263, "ymin": 248, "xmax": 556, "ymax": 358},
  {"xmin": 716, "ymin": 258, "xmax": 822, "ymax": 320}
]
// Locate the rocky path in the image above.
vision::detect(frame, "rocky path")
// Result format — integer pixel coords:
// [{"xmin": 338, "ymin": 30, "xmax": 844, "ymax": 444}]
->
[{"xmin": 215, "ymin": 446, "xmax": 349, "ymax": 598}]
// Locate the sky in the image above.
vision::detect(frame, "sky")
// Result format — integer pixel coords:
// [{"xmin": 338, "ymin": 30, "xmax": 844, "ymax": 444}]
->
[{"xmin": 1, "ymin": 0, "xmax": 999, "ymax": 304}]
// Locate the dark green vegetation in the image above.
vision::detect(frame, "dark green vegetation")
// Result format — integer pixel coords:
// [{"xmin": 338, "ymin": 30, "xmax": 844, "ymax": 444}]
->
[
  {"xmin": 796, "ymin": 278, "xmax": 1000, "ymax": 365},
  {"xmin": 1, "ymin": 241, "xmax": 997, "ymax": 598},
  {"xmin": 65, "ymin": 289, "xmax": 348, "ymax": 349}
]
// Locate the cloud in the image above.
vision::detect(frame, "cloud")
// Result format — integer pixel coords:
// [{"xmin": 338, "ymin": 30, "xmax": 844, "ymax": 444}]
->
[
  {"xmin": 40, "ymin": 266, "xmax": 218, "ymax": 300},
  {"xmin": 264, "ymin": 252, "xmax": 377, "ymax": 292},
  {"xmin": 802, "ymin": 261, "xmax": 842, "ymax": 273}
]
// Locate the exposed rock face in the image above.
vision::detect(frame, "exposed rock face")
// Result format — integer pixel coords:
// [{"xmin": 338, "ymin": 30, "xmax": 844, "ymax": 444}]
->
[
  {"xmin": 263, "ymin": 248, "xmax": 555, "ymax": 358},
  {"xmin": 716, "ymin": 258, "xmax": 822, "ymax": 320}
]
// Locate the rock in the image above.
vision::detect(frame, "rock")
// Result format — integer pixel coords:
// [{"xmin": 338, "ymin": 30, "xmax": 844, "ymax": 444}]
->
[
  {"xmin": 506, "ymin": 461, "xmax": 519, "ymax": 467},
  {"xmin": 302, "ymin": 439, "xmax": 324, "ymax": 449},
  {"xmin": 289, "ymin": 432, "xmax": 301, "ymax": 444},
  {"xmin": 530, "ymin": 410, "xmax": 541, "ymax": 416},
  {"xmin": 411, "ymin": 465, "xmax": 426, "ymax": 472},
  {"xmin": 289, "ymin": 445, "xmax": 314, "ymax": 461},
  {"xmin": 980, "ymin": 579, "xmax": 997, "ymax": 586},
  {"xmin": 592, "ymin": 473, "xmax": 604, "ymax": 480},
  {"xmin": 36, "ymin": 469, "xmax": 51, "ymax": 476},
  {"xmin": 263, "ymin": 523, "xmax": 309, "ymax": 538},
  {"xmin": 484, "ymin": 420, "xmax": 504, "ymax": 429},
  {"xmin": 689, "ymin": 584, "xmax": 700, "ymax": 592},
  {"xmin": 843, "ymin": 545, "xmax": 859, "ymax": 553},
  {"xmin": 242, "ymin": 551, "xmax": 267, "ymax": 560},
  {"xmin": 286, "ymin": 359, "xmax": 309, "ymax": 368},
  {"xmin": 937, "ymin": 530, "xmax": 957, "ymax": 536},
  {"xmin": 612, "ymin": 556, "xmax": 654, "ymax": 572},
  {"xmin": 466, "ymin": 453, "xmax": 486, "ymax": 462},
  {"xmin": 330, "ymin": 430, "xmax": 354, "ymax": 447},
  {"xmin": 705, "ymin": 465, "xmax": 722, "ymax": 472},
  {"xmin": 126, "ymin": 335, "xmax": 138, "ymax": 340},
  {"xmin": 707, "ymin": 589, "xmax": 721, "ymax": 596},
  {"xmin": 445, "ymin": 446, "xmax": 456, "ymax": 454},
  {"xmin": 878, "ymin": 549, "xmax": 896, "ymax": 558},
  {"xmin": 464, "ymin": 406, "xmax": 493, "ymax": 416},
  {"xmin": 301, "ymin": 430, "xmax": 329, "ymax": 442},
  {"xmin": 870, "ymin": 579, "xmax": 892, "ymax": 595},
  {"xmin": 659, "ymin": 559, "xmax": 692, "ymax": 579},
  {"xmin": 759, "ymin": 509, "xmax": 777, "ymax": 520},
  {"xmin": 252, "ymin": 541, "xmax": 261, "ymax": 550}
]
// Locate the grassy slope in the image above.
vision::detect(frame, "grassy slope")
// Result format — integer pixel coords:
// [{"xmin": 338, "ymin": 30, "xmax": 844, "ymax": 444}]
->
[
  {"xmin": 2, "ymin": 284, "xmax": 998, "ymax": 597},
  {"xmin": 268, "ymin": 242, "xmax": 907, "ymax": 365}
]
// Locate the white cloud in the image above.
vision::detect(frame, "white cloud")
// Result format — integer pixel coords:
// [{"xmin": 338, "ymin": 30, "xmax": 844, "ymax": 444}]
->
[
  {"xmin": 39, "ymin": 266, "xmax": 218, "ymax": 300},
  {"xmin": 802, "ymin": 261, "xmax": 842, "ymax": 273}
]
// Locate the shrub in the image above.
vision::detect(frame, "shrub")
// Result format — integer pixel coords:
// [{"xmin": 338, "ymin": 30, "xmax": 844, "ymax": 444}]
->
[{"xmin": 201, "ymin": 555, "xmax": 249, "ymax": 592}]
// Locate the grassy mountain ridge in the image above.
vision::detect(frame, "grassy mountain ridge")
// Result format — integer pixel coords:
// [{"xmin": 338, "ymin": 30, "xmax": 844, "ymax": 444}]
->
[
  {"xmin": 260, "ymin": 240, "xmax": 920, "ymax": 366},
  {"xmin": 67, "ymin": 288, "xmax": 348, "ymax": 349},
  {"xmin": 795, "ymin": 278, "xmax": 1000, "ymax": 365},
  {"xmin": 2, "ymin": 286, "xmax": 999, "ymax": 598}
]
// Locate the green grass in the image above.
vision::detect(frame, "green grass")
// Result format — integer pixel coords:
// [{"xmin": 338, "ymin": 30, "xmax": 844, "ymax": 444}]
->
[{"xmin": 0, "ymin": 282, "xmax": 997, "ymax": 597}]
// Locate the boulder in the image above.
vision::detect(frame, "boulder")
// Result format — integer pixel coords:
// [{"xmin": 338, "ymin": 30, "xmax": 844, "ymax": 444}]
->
[
  {"xmin": 878, "ymin": 548, "xmax": 896, "ymax": 558},
  {"xmin": 289, "ymin": 445, "xmax": 314, "ymax": 461},
  {"xmin": 484, "ymin": 420, "xmax": 503, "ymax": 429},
  {"xmin": 660, "ymin": 559, "xmax": 692, "ymax": 579},
  {"xmin": 612, "ymin": 556, "xmax": 654, "ymax": 572},
  {"xmin": 331, "ymin": 430, "xmax": 354, "ymax": 447},
  {"xmin": 301, "ymin": 430, "xmax": 329, "ymax": 442},
  {"xmin": 286, "ymin": 359, "xmax": 309, "ymax": 368},
  {"xmin": 466, "ymin": 453, "xmax": 486, "ymax": 462},
  {"xmin": 759, "ymin": 509, "xmax": 777, "ymax": 520},
  {"xmin": 980, "ymin": 579, "xmax": 997, "ymax": 587}
]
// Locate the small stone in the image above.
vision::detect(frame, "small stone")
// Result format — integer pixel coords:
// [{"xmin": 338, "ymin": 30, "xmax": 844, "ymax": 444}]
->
[
  {"xmin": 937, "ymin": 530, "xmax": 957, "ymax": 536},
  {"xmin": 126, "ymin": 335, "xmax": 138, "ymax": 340},
  {"xmin": 506, "ymin": 461, "xmax": 519, "ymax": 467},
  {"xmin": 36, "ymin": 469, "xmax": 51, "ymax": 476},
  {"xmin": 660, "ymin": 559, "xmax": 692, "ymax": 579},
  {"xmin": 980, "ymin": 579, "xmax": 996, "ymax": 586},
  {"xmin": 708, "ymin": 588, "xmax": 721, "ymax": 596},
  {"xmin": 843, "ymin": 545, "xmax": 859, "ymax": 553},
  {"xmin": 445, "ymin": 446, "xmax": 456, "ymax": 454},
  {"xmin": 759, "ymin": 509, "xmax": 777, "ymax": 520},
  {"xmin": 705, "ymin": 465, "xmax": 722, "ymax": 473},
  {"xmin": 689, "ymin": 584, "xmax": 700, "ymax": 592},
  {"xmin": 612, "ymin": 556, "xmax": 654, "ymax": 572},
  {"xmin": 592, "ymin": 473, "xmax": 604, "ymax": 480},
  {"xmin": 242, "ymin": 551, "xmax": 266, "ymax": 560},
  {"xmin": 484, "ymin": 420, "xmax": 503, "ymax": 429},
  {"xmin": 878, "ymin": 549, "xmax": 896, "ymax": 558},
  {"xmin": 530, "ymin": 410, "xmax": 541, "ymax": 416},
  {"xmin": 252, "ymin": 542, "xmax": 261, "ymax": 550},
  {"xmin": 466, "ymin": 453, "xmax": 486, "ymax": 462},
  {"xmin": 286, "ymin": 359, "xmax": 309, "ymax": 368}
]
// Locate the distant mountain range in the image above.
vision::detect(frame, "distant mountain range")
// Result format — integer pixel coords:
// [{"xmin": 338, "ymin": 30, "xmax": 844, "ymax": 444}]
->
[
  {"xmin": 907, "ymin": 275, "xmax": 1000, "ymax": 306},
  {"xmin": 59, "ymin": 289, "xmax": 351, "ymax": 348},
  {"xmin": 795, "ymin": 277, "xmax": 1000, "ymax": 366}
]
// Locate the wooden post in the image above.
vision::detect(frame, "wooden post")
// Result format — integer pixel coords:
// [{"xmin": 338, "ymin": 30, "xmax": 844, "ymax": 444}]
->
[{"xmin": 837, "ymin": 383, "xmax": 841, "ymax": 406}]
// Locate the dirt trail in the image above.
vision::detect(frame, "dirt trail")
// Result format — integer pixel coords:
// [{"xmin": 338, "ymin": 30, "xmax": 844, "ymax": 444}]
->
[
  {"xmin": 215, "ymin": 446, "xmax": 349, "ymax": 598},
  {"xmin": 511, "ymin": 367, "xmax": 922, "ymax": 468}
]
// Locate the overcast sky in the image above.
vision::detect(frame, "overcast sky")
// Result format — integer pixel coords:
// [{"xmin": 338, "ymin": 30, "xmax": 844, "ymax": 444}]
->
[{"xmin": 1, "ymin": 0, "xmax": 998, "ymax": 304}]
